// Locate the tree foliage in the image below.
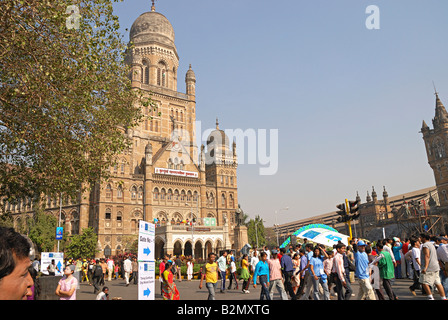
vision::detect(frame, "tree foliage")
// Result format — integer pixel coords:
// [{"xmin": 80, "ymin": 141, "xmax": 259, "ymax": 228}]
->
[
  {"xmin": 28, "ymin": 207, "xmax": 58, "ymax": 252},
  {"xmin": 247, "ymin": 215, "xmax": 266, "ymax": 249},
  {"xmin": 0, "ymin": 0, "xmax": 151, "ymax": 203},
  {"xmin": 65, "ymin": 227, "xmax": 98, "ymax": 258}
]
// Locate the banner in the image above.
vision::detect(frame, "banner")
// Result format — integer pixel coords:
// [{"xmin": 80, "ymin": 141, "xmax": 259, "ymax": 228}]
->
[
  {"xmin": 41, "ymin": 252, "xmax": 64, "ymax": 276},
  {"xmin": 154, "ymin": 167, "xmax": 198, "ymax": 178}
]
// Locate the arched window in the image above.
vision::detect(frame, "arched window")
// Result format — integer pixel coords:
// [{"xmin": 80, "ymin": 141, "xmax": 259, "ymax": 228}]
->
[
  {"xmin": 142, "ymin": 60, "xmax": 149, "ymax": 84},
  {"xmin": 179, "ymin": 160, "xmax": 184, "ymax": 170},
  {"xmin": 174, "ymin": 189, "xmax": 179, "ymax": 201},
  {"xmin": 157, "ymin": 61, "xmax": 167, "ymax": 87},
  {"xmin": 168, "ymin": 159, "xmax": 173, "ymax": 169},
  {"xmin": 106, "ymin": 184, "xmax": 112, "ymax": 199},
  {"xmin": 193, "ymin": 191, "xmax": 198, "ymax": 202},
  {"xmin": 153, "ymin": 187, "xmax": 159, "ymax": 200},
  {"xmin": 117, "ymin": 185, "xmax": 123, "ymax": 199},
  {"xmin": 160, "ymin": 188, "xmax": 166, "ymax": 200},
  {"xmin": 221, "ymin": 193, "xmax": 226, "ymax": 207},
  {"xmin": 138, "ymin": 186, "xmax": 143, "ymax": 199},
  {"xmin": 174, "ymin": 158, "xmax": 178, "ymax": 170},
  {"xmin": 131, "ymin": 185, "xmax": 137, "ymax": 199},
  {"xmin": 180, "ymin": 190, "xmax": 186, "ymax": 201},
  {"xmin": 187, "ymin": 190, "xmax": 192, "ymax": 201},
  {"xmin": 167, "ymin": 189, "xmax": 173, "ymax": 200},
  {"xmin": 105, "ymin": 208, "xmax": 112, "ymax": 220}
]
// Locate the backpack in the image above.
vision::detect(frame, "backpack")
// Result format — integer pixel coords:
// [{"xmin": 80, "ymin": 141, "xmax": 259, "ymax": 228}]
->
[{"xmin": 94, "ymin": 265, "xmax": 103, "ymax": 277}]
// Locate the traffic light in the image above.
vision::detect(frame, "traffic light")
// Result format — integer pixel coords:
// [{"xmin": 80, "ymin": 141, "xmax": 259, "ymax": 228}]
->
[
  {"xmin": 336, "ymin": 203, "xmax": 348, "ymax": 222},
  {"xmin": 348, "ymin": 200, "xmax": 360, "ymax": 220}
]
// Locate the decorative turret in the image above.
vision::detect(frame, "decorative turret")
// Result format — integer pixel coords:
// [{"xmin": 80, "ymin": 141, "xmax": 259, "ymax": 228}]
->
[
  {"xmin": 145, "ymin": 142, "xmax": 152, "ymax": 165},
  {"xmin": 383, "ymin": 186, "xmax": 389, "ymax": 204},
  {"xmin": 371, "ymin": 186, "xmax": 377, "ymax": 203},
  {"xmin": 186, "ymin": 64, "xmax": 196, "ymax": 97}
]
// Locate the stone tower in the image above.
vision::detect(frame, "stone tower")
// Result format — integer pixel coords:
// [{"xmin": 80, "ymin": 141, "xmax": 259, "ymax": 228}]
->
[{"xmin": 421, "ymin": 92, "xmax": 448, "ymax": 208}]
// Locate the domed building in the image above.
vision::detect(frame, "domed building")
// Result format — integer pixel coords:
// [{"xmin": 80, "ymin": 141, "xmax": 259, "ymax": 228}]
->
[
  {"xmin": 1, "ymin": 2, "xmax": 246, "ymax": 260},
  {"xmin": 87, "ymin": 3, "xmax": 244, "ymax": 258}
]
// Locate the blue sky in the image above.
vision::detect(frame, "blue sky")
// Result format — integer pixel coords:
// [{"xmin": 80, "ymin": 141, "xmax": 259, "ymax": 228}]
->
[{"xmin": 112, "ymin": 0, "xmax": 448, "ymax": 226}]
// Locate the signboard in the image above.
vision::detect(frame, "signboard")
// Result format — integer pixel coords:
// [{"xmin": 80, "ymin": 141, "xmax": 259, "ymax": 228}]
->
[
  {"xmin": 204, "ymin": 217, "xmax": 216, "ymax": 227},
  {"xmin": 56, "ymin": 227, "xmax": 63, "ymax": 240},
  {"xmin": 138, "ymin": 261, "xmax": 155, "ymax": 300},
  {"xmin": 41, "ymin": 252, "xmax": 64, "ymax": 276},
  {"xmin": 138, "ymin": 220, "xmax": 155, "ymax": 301},
  {"xmin": 138, "ymin": 221, "xmax": 155, "ymax": 262},
  {"xmin": 154, "ymin": 167, "xmax": 198, "ymax": 178}
]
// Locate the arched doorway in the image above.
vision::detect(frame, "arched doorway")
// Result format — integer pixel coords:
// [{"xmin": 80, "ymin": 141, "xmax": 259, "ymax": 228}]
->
[
  {"xmin": 155, "ymin": 237, "xmax": 165, "ymax": 259},
  {"xmin": 173, "ymin": 240, "xmax": 183, "ymax": 257},
  {"xmin": 184, "ymin": 241, "xmax": 193, "ymax": 257},
  {"xmin": 204, "ymin": 240, "xmax": 213, "ymax": 258},
  {"xmin": 194, "ymin": 241, "xmax": 203, "ymax": 260}
]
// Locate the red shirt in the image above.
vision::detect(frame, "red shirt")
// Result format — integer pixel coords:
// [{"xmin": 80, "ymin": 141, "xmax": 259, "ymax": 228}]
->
[{"xmin": 159, "ymin": 261, "xmax": 166, "ymax": 274}]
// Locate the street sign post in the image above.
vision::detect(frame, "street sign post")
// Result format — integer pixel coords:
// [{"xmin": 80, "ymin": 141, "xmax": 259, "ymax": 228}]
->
[{"xmin": 137, "ymin": 220, "xmax": 155, "ymax": 300}]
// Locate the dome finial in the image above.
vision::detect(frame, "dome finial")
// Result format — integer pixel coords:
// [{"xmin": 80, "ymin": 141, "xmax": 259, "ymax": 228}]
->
[
  {"xmin": 151, "ymin": 0, "xmax": 156, "ymax": 12},
  {"xmin": 216, "ymin": 117, "xmax": 219, "ymax": 130}
]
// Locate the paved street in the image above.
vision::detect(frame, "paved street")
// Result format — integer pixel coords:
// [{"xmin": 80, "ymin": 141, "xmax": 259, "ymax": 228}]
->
[{"xmin": 76, "ymin": 276, "xmax": 440, "ymax": 301}]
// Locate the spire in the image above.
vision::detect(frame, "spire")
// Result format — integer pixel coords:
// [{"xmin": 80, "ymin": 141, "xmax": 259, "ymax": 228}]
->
[
  {"xmin": 151, "ymin": 0, "xmax": 156, "ymax": 12},
  {"xmin": 421, "ymin": 120, "xmax": 429, "ymax": 130},
  {"xmin": 434, "ymin": 91, "xmax": 448, "ymax": 127}
]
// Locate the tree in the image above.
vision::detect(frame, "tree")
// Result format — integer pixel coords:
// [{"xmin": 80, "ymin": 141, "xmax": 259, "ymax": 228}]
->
[
  {"xmin": 247, "ymin": 215, "xmax": 266, "ymax": 249},
  {"xmin": 28, "ymin": 207, "xmax": 58, "ymax": 252},
  {"xmin": 0, "ymin": 0, "xmax": 152, "ymax": 203},
  {"xmin": 65, "ymin": 227, "xmax": 98, "ymax": 258}
]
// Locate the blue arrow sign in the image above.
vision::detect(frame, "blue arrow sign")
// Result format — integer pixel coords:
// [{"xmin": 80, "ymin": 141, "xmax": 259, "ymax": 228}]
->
[
  {"xmin": 57, "ymin": 261, "xmax": 63, "ymax": 273},
  {"xmin": 143, "ymin": 288, "xmax": 151, "ymax": 297},
  {"xmin": 143, "ymin": 247, "xmax": 151, "ymax": 256}
]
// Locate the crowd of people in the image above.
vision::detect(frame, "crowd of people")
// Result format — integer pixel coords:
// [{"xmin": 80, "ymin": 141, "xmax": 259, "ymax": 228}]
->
[
  {"xmin": 190, "ymin": 233, "xmax": 448, "ymax": 301},
  {"xmin": 1, "ymin": 224, "xmax": 448, "ymax": 301}
]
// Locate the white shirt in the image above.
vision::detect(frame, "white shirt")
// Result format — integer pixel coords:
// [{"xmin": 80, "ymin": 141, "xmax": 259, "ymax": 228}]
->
[
  {"xmin": 437, "ymin": 243, "xmax": 448, "ymax": 263},
  {"xmin": 411, "ymin": 247, "xmax": 421, "ymax": 271},
  {"xmin": 250, "ymin": 256, "xmax": 259, "ymax": 271},
  {"xmin": 123, "ymin": 259, "xmax": 132, "ymax": 272},
  {"xmin": 96, "ymin": 292, "xmax": 108, "ymax": 300},
  {"xmin": 230, "ymin": 261, "xmax": 236, "ymax": 273}
]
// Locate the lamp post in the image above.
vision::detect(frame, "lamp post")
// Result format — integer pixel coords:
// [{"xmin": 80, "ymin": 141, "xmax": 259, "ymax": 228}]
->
[
  {"xmin": 186, "ymin": 202, "xmax": 195, "ymax": 259},
  {"xmin": 254, "ymin": 218, "xmax": 266, "ymax": 249},
  {"xmin": 274, "ymin": 207, "xmax": 289, "ymax": 246}
]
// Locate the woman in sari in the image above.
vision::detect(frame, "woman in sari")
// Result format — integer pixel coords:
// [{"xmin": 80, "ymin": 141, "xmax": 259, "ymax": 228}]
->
[{"xmin": 162, "ymin": 262, "xmax": 180, "ymax": 300}]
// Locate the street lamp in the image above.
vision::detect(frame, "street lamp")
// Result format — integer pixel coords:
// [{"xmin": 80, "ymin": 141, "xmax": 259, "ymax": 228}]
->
[
  {"xmin": 185, "ymin": 202, "xmax": 195, "ymax": 259},
  {"xmin": 274, "ymin": 207, "xmax": 289, "ymax": 246},
  {"xmin": 254, "ymin": 218, "xmax": 266, "ymax": 249}
]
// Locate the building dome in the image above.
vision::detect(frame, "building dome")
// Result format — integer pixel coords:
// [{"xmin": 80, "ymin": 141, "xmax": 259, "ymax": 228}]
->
[
  {"xmin": 207, "ymin": 118, "xmax": 230, "ymax": 148},
  {"xmin": 129, "ymin": 10, "xmax": 176, "ymax": 51},
  {"xmin": 185, "ymin": 64, "xmax": 196, "ymax": 82}
]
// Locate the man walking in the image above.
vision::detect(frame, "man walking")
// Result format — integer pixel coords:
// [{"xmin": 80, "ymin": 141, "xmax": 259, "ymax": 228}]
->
[
  {"xmin": 370, "ymin": 243, "xmax": 398, "ymax": 300},
  {"xmin": 199, "ymin": 252, "xmax": 219, "ymax": 300},
  {"xmin": 217, "ymin": 251, "xmax": 228, "ymax": 293},
  {"xmin": 353, "ymin": 240, "xmax": 376, "ymax": 300},
  {"xmin": 123, "ymin": 256, "xmax": 132, "ymax": 286},
  {"xmin": 267, "ymin": 250, "xmax": 288, "ymax": 300},
  {"xmin": 280, "ymin": 248, "xmax": 297, "ymax": 300},
  {"xmin": 437, "ymin": 236, "xmax": 448, "ymax": 294},
  {"xmin": 332, "ymin": 243, "xmax": 348, "ymax": 300},
  {"xmin": 253, "ymin": 252, "xmax": 270, "ymax": 300},
  {"xmin": 420, "ymin": 233, "xmax": 447, "ymax": 300},
  {"xmin": 409, "ymin": 238, "xmax": 422, "ymax": 296},
  {"xmin": 107, "ymin": 257, "xmax": 114, "ymax": 282}
]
